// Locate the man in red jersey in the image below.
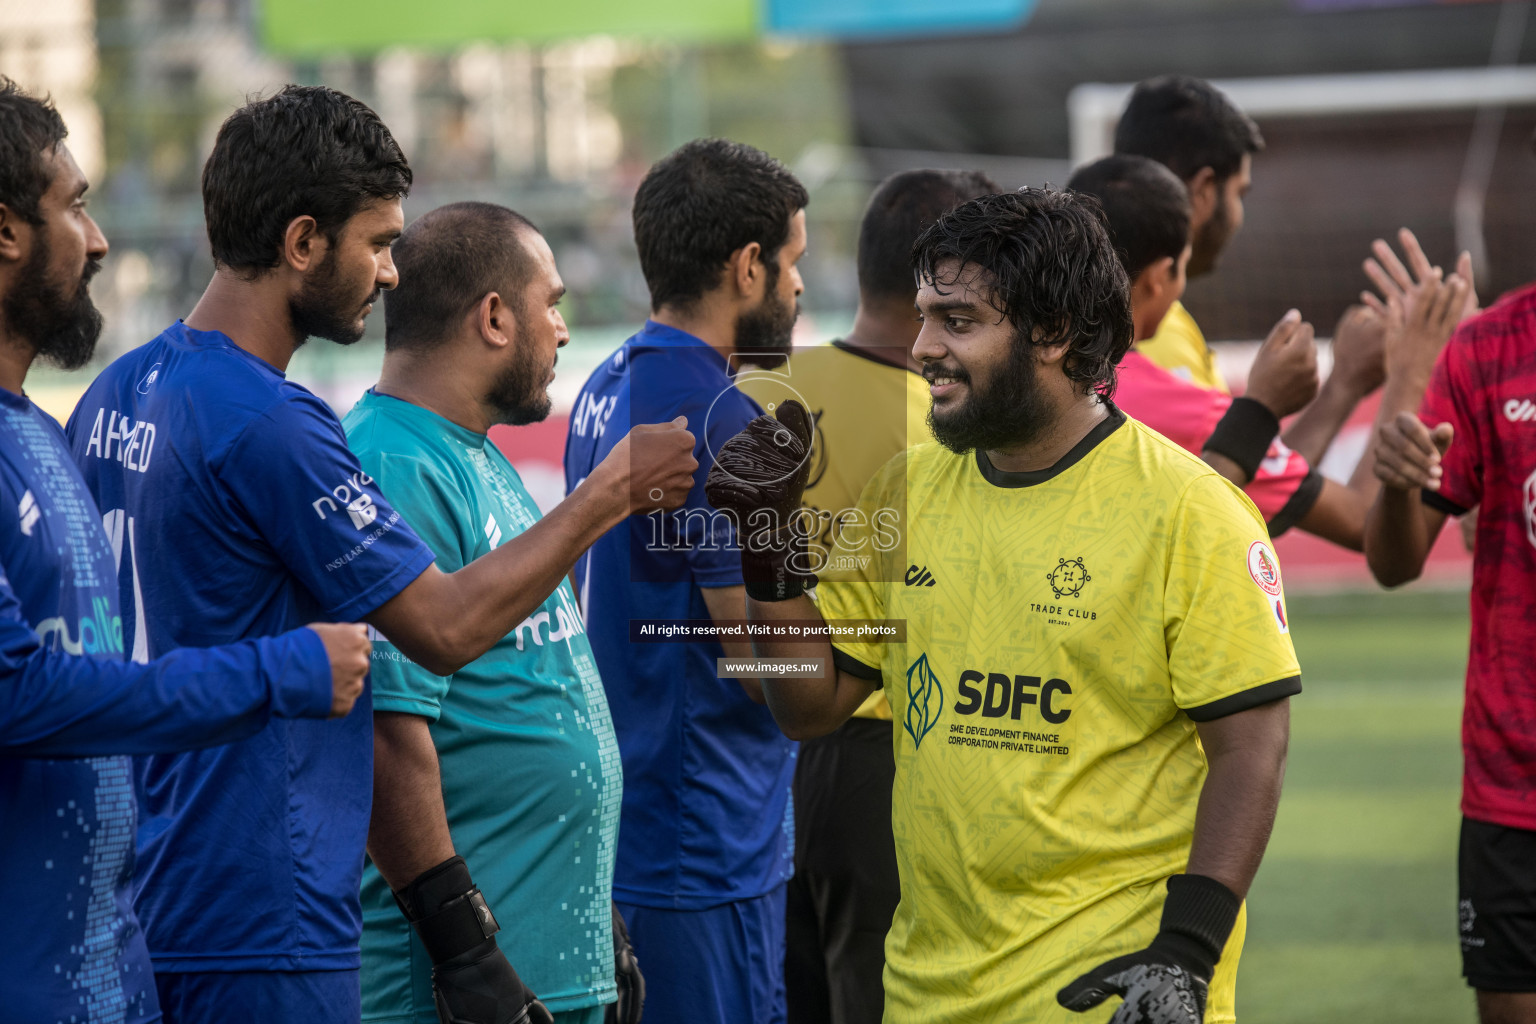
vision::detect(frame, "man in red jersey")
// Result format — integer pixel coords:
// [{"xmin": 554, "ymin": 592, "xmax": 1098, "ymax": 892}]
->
[{"xmin": 1363, "ymin": 267, "xmax": 1536, "ymax": 1022}]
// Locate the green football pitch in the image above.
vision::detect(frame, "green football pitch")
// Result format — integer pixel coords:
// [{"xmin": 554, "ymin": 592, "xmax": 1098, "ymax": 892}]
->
[{"xmin": 1240, "ymin": 588, "xmax": 1474, "ymax": 1024}]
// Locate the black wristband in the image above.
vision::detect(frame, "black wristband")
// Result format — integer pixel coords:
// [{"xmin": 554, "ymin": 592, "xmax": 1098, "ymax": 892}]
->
[
  {"xmin": 393, "ymin": 856, "xmax": 501, "ymax": 965},
  {"xmin": 1203, "ymin": 397, "xmax": 1280, "ymax": 482},
  {"xmin": 1155, "ymin": 873, "xmax": 1242, "ymax": 971}
]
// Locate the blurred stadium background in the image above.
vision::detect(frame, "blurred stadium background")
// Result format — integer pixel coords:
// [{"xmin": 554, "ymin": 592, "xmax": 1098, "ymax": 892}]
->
[{"xmin": 2, "ymin": 0, "xmax": 1516, "ymax": 1019}]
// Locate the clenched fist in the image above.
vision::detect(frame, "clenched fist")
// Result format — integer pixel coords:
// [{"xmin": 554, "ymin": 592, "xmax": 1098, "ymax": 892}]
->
[
  {"xmin": 305, "ymin": 622, "xmax": 371, "ymax": 718},
  {"xmin": 600, "ymin": 416, "xmax": 698, "ymax": 515},
  {"xmin": 1244, "ymin": 309, "xmax": 1318, "ymax": 419}
]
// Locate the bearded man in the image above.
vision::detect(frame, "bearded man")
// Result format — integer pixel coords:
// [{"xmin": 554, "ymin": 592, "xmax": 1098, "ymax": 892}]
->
[{"xmin": 564, "ymin": 138, "xmax": 809, "ymax": 1024}]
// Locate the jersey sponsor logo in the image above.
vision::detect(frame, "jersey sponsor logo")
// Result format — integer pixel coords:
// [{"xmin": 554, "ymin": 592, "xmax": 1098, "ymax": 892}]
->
[
  {"xmin": 904, "ymin": 653, "xmax": 944, "ymax": 749},
  {"xmin": 512, "ymin": 585, "xmax": 587, "ymax": 652},
  {"xmin": 1246, "ymin": 540, "xmax": 1289, "ymax": 634},
  {"xmin": 312, "ymin": 471, "xmax": 379, "ymax": 530},
  {"xmin": 1504, "ymin": 398, "xmax": 1536, "ymax": 423},
  {"xmin": 35, "ymin": 599, "xmax": 125, "ymax": 655},
  {"xmin": 136, "ymin": 361, "xmax": 162, "ymax": 395},
  {"xmin": 953, "ymin": 670, "xmax": 1072, "ymax": 724},
  {"xmin": 82, "ymin": 408, "xmax": 158, "ymax": 473},
  {"xmin": 18, "ymin": 489, "xmax": 39, "ymax": 536},
  {"xmin": 1046, "ymin": 556, "xmax": 1091, "ymax": 598},
  {"xmin": 324, "ymin": 509, "xmax": 404, "ymax": 572},
  {"xmin": 484, "ymin": 513, "xmax": 503, "ymax": 550},
  {"xmin": 904, "ymin": 564, "xmax": 937, "ymax": 587}
]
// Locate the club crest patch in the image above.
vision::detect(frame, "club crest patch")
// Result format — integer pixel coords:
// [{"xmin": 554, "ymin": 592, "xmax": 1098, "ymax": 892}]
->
[
  {"xmin": 1247, "ymin": 540, "xmax": 1282, "ymax": 596},
  {"xmin": 1246, "ymin": 540, "xmax": 1288, "ymax": 633}
]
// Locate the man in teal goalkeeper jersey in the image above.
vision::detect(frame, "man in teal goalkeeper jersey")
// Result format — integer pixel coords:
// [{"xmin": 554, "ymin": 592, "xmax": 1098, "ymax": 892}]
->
[{"xmin": 347, "ymin": 202, "xmax": 660, "ymax": 1024}]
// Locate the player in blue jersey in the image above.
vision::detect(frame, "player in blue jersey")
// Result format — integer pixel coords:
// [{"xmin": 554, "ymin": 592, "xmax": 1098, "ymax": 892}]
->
[
  {"xmin": 67, "ymin": 87, "xmax": 695, "ymax": 1024},
  {"xmin": 0, "ymin": 78, "xmax": 372, "ymax": 1024},
  {"xmin": 563, "ymin": 138, "xmax": 807, "ymax": 1024},
  {"xmin": 347, "ymin": 202, "xmax": 644, "ymax": 1024}
]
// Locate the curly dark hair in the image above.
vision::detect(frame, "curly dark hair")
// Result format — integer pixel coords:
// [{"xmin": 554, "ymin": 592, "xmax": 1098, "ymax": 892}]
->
[
  {"xmin": 912, "ymin": 188, "xmax": 1134, "ymax": 396},
  {"xmin": 632, "ymin": 138, "xmax": 808, "ymax": 312},
  {"xmin": 202, "ymin": 85, "xmax": 412, "ymax": 273},
  {"xmin": 0, "ymin": 77, "xmax": 68, "ymax": 225}
]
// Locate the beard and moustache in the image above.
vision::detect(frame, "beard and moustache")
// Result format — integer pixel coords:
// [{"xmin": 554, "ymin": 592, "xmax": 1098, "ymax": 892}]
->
[
  {"xmin": 289, "ymin": 246, "xmax": 377, "ymax": 346},
  {"xmin": 926, "ymin": 327, "xmax": 1054, "ymax": 456},
  {"xmin": 1187, "ymin": 190, "xmax": 1235, "ymax": 279},
  {"xmin": 486, "ymin": 302, "xmax": 554, "ymax": 427},
  {"xmin": 5, "ymin": 231, "xmax": 104, "ymax": 371},
  {"xmin": 488, "ymin": 346, "xmax": 552, "ymax": 427},
  {"xmin": 732, "ymin": 261, "xmax": 799, "ymax": 369}
]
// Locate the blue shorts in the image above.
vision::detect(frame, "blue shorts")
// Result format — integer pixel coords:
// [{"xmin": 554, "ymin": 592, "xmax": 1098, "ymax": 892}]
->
[
  {"xmin": 615, "ymin": 885, "xmax": 787, "ymax": 1024},
  {"xmin": 154, "ymin": 969, "xmax": 360, "ymax": 1024}
]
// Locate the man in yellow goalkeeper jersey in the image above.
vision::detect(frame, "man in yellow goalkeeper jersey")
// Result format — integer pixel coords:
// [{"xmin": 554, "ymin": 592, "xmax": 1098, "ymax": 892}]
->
[
  {"xmin": 706, "ymin": 187, "xmax": 1297, "ymax": 1024},
  {"xmin": 737, "ymin": 167, "xmax": 996, "ymax": 1024}
]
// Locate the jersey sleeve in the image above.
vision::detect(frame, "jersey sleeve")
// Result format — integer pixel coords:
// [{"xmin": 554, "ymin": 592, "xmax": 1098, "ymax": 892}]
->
[
  {"xmin": 1164, "ymin": 474, "xmax": 1302, "ymax": 720},
  {"xmin": 1418, "ymin": 332, "xmax": 1482, "ymax": 515},
  {"xmin": 0, "ymin": 566, "xmax": 335, "ymax": 757},
  {"xmin": 351, "ymin": 450, "xmax": 467, "ymax": 720},
  {"xmin": 813, "ymin": 456, "xmax": 900, "ymax": 679},
  {"xmin": 215, "ymin": 394, "xmax": 437, "ymax": 622},
  {"xmin": 1244, "ymin": 438, "xmax": 1324, "ymax": 537}
]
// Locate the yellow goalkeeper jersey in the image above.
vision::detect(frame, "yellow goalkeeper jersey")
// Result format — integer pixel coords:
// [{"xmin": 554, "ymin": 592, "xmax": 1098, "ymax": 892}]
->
[
  {"xmin": 816, "ymin": 406, "xmax": 1300, "ymax": 1023},
  {"xmin": 737, "ymin": 341, "xmax": 932, "ymax": 721},
  {"xmin": 1137, "ymin": 300, "xmax": 1229, "ymax": 393}
]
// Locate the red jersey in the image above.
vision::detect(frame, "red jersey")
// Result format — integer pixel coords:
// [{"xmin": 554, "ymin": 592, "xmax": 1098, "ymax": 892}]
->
[
  {"xmin": 1418, "ymin": 282, "xmax": 1536, "ymax": 830},
  {"xmin": 1116, "ymin": 349, "xmax": 1323, "ymax": 534}
]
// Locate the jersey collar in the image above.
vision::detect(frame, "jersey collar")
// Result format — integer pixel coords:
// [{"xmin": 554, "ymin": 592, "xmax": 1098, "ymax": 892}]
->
[{"xmin": 974, "ymin": 402, "xmax": 1126, "ymax": 489}]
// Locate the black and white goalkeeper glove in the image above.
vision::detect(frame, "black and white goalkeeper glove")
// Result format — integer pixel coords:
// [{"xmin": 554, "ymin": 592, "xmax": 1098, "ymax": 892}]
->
[
  {"xmin": 1056, "ymin": 874, "xmax": 1241, "ymax": 1024},
  {"xmin": 704, "ymin": 399, "xmax": 817, "ymax": 602},
  {"xmin": 394, "ymin": 856, "xmax": 554, "ymax": 1024}
]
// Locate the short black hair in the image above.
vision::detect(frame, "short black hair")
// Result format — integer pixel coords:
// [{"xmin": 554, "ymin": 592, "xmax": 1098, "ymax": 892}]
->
[
  {"xmin": 202, "ymin": 85, "xmax": 412, "ymax": 273},
  {"xmin": 912, "ymin": 188, "xmax": 1133, "ymax": 396},
  {"xmin": 632, "ymin": 138, "xmax": 808, "ymax": 312},
  {"xmin": 385, "ymin": 202, "xmax": 539, "ymax": 353},
  {"xmin": 1067, "ymin": 155, "xmax": 1190, "ymax": 280},
  {"xmin": 1114, "ymin": 75, "xmax": 1264, "ymax": 183},
  {"xmin": 0, "ymin": 78, "xmax": 68, "ymax": 225},
  {"xmin": 857, "ymin": 169, "xmax": 999, "ymax": 303}
]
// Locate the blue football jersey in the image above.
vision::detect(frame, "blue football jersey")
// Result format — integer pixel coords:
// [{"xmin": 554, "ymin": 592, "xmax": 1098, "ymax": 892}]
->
[
  {"xmin": 67, "ymin": 322, "xmax": 435, "ymax": 973},
  {"xmin": 1, "ymin": 385, "xmax": 334, "ymax": 1023},
  {"xmin": 563, "ymin": 321, "xmax": 796, "ymax": 909}
]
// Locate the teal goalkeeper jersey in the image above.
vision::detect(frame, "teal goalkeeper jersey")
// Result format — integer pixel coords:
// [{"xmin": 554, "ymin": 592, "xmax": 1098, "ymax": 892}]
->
[{"xmin": 345, "ymin": 390, "xmax": 622, "ymax": 1020}]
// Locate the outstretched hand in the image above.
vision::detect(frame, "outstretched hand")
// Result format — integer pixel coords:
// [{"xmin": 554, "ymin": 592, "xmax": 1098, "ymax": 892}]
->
[
  {"xmin": 1382, "ymin": 271, "xmax": 1469, "ymax": 383},
  {"xmin": 1361, "ymin": 227, "xmax": 1479, "ymax": 325}
]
